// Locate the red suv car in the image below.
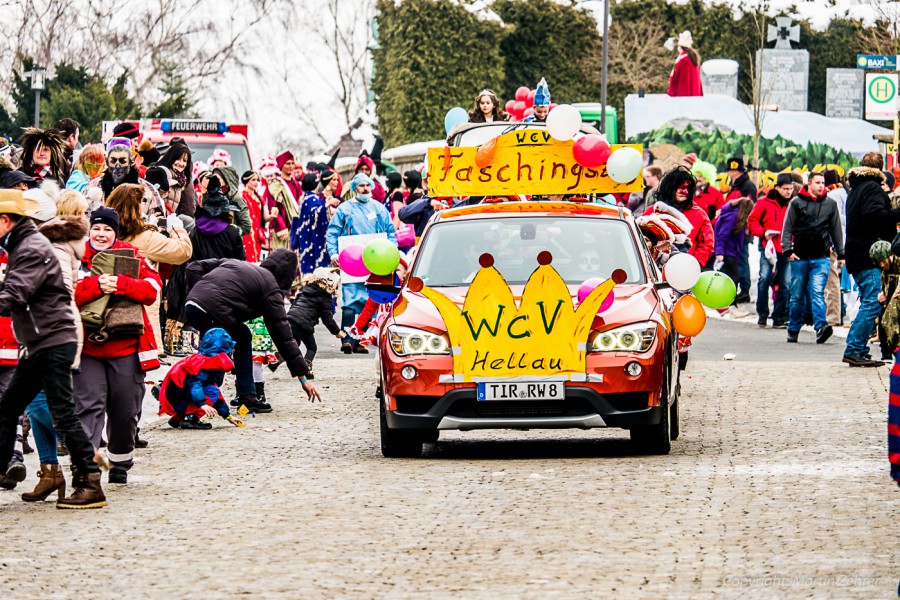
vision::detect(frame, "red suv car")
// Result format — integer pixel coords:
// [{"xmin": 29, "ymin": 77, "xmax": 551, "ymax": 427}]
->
[{"xmin": 377, "ymin": 200, "xmax": 681, "ymax": 457}]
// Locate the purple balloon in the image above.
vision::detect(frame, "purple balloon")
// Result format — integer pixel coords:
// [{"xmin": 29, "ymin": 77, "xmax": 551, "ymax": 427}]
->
[
  {"xmin": 577, "ymin": 278, "xmax": 615, "ymax": 313},
  {"xmin": 339, "ymin": 244, "xmax": 369, "ymax": 277}
]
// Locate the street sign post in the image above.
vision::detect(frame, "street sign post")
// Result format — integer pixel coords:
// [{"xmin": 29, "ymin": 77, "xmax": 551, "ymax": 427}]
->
[
  {"xmin": 857, "ymin": 54, "xmax": 900, "ymax": 70},
  {"xmin": 865, "ymin": 73, "xmax": 898, "ymax": 120}
]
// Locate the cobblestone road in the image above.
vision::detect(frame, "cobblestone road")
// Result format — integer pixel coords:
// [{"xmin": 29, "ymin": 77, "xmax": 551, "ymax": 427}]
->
[{"xmin": 1, "ymin": 322, "xmax": 897, "ymax": 598}]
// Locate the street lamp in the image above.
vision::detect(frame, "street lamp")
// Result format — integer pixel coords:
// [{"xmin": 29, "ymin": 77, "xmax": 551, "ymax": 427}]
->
[{"xmin": 26, "ymin": 66, "xmax": 46, "ymax": 128}]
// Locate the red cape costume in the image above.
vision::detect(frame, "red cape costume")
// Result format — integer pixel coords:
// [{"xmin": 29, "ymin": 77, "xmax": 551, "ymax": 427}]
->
[
  {"xmin": 667, "ymin": 52, "xmax": 703, "ymax": 97},
  {"xmin": 158, "ymin": 353, "xmax": 234, "ymax": 418}
]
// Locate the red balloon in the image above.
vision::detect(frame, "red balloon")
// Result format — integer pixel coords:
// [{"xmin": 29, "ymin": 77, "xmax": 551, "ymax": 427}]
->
[
  {"xmin": 526, "ymin": 90, "xmax": 536, "ymax": 108},
  {"xmin": 513, "ymin": 100, "xmax": 526, "ymax": 116},
  {"xmin": 550, "ymin": 102, "xmax": 559, "ymax": 110},
  {"xmin": 572, "ymin": 135, "xmax": 612, "ymax": 168},
  {"xmin": 515, "ymin": 86, "xmax": 530, "ymax": 102},
  {"xmin": 523, "ymin": 107, "xmax": 535, "ymax": 118},
  {"xmin": 505, "ymin": 99, "xmax": 516, "ymax": 114}
]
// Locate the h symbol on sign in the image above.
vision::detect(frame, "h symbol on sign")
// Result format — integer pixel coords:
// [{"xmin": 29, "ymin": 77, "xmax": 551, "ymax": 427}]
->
[{"xmin": 875, "ymin": 80, "xmax": 893, "ymax": 100}]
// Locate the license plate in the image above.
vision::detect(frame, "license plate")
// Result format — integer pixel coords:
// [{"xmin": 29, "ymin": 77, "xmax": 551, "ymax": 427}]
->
[{"xmin": 477, "ymin": 381, "xmax": 565, "ymax": 401}]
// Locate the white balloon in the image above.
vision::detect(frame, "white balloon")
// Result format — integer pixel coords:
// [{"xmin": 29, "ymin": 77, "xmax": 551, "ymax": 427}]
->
[
  {"xmin": 606, "ymin": 147, "xmax": 643, "ymax": 183},
  {"xmin": 545, "ymin": 104, "xmax": 582, "ymax": 141},
  {"xmin": 663, "ymin": 253, "xmax": 702, "ymax": 292}
]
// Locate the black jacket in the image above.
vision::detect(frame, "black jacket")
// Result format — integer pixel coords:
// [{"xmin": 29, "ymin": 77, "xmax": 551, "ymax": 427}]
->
[
  {"xmin": 845, "ymin": 167, "xmax": 900, "ymax": 274},
  {"xmin": 186, "ymin": 250, "xmax": 308, "ymax": 377},
  {"xmin": 728, "ymin": 172, "xmax": 757, "ymax": 201},
  {"xmin": 287, "ymin": 284, "xmax": 340, "ymax": 335},
  {"xmin": 189, "ymin": 219, "xmax": 245, "ymax": 263},
  {"xmin": 781, "ymin": 185, "xmax": 844, "ymax": 260},
  {"xmin": 0, "ymin": 218, "xmax": 78, "ymax": 354}
]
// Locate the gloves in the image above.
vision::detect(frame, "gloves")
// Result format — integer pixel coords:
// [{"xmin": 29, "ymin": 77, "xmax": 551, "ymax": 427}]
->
[
  {"xmin": 147, "ymin": 213, "xmax": 159, "ymax": 227},
  {"xmin": 166, "ymin": 214, "xmax": 184, "ymax": 230},
  {"xmin": 713, "ymin": 259, "xmax": 724, "ymax": 272}
]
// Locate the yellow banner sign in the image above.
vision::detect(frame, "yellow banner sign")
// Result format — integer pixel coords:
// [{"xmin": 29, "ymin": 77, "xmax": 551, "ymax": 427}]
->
[{"xmin": 427, "ymin": 130, "xmax": 643, "ymax": 197}]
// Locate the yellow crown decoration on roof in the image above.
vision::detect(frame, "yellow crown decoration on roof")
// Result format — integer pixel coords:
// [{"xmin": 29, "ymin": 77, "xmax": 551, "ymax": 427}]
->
[{"xmin": 408, "ymin": 251, "xmax": 626, "ymax": 382}]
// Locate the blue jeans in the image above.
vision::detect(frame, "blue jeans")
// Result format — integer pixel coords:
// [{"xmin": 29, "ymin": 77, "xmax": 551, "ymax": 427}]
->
[
  {"xmin": 788, "ymin": 258, "xmax": 830, "ymax": 332},
  {"xmin": 24, "ymin": 391, "xmax": 58, "ymax": 465},
  {"xmin": 757, "ymin": 251, "xmax": 791, "ymax": 323},
  {"xmin": 738, "ymin": 241, "xmax": 751, "ymax": 294},
  {"xmin": 845, "ymin": 267, "xmax": 882, "ymax": 357}
]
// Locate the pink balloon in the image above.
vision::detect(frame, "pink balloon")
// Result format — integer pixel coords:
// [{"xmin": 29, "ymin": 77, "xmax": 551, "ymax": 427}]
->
[
  {"xmin": 339, "ymin": 244, "xmax": 369, "ymax": 277},
  {"xmin": 577, "ymin": 278, "xmax": 615, "ymax": 313}
]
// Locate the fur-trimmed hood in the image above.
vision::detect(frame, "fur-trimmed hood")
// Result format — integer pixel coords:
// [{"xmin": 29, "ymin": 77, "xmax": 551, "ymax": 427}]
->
[
  {"xmin": 847, "ymin": 166, "xmax": 885, "ymax": 188},
  {"xmin": 38, "ymin": 215, "xmax": 89, "ymax": 244},
  {"xmin": 650, "ymin": 201, "xmax": 694, "ymax": 236}
]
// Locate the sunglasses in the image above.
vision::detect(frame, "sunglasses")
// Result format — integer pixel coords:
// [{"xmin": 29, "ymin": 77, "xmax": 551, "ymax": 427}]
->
[{"xmin": 108, "ymin": 157, "xmax": 129, "ymax": 166}]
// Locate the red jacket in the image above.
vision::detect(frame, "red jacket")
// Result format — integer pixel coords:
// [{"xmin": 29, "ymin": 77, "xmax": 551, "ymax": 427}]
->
[
  {"xmin": 694, "ymin": 185, "xmax": 725, "ymax": 224},
  {"xmin": 748, "ymin": 189, "xmax": 790, "ymax": 253},
  {"xmin": 0, "ymin": 252, "xmax": 17, "ymax": 367},
  {"xmin": 74, "ymin": 240, "xmax": 161, "ymax": 371},
  {"xmin": 667, "ymin": 51, "xmax": 703, "ymax": 97}
]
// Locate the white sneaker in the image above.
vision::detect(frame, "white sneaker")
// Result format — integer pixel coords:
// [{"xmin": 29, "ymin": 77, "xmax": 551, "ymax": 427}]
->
[{"xmin": 727, "ymin": 306, "xmax": 750, "ymax": 318}]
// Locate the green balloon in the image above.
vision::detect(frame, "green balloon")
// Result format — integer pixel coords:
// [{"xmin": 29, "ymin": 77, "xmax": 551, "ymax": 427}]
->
[
  {"xmin": 362, "ymin": 238, "xmax": 400, "ymax": 276},
  {"xmin": 691, "ymin": 271, "xmax": 736, "ymax": 309}
]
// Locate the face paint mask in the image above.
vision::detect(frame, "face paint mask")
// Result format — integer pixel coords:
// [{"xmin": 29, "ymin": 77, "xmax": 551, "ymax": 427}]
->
[
  {"xmin": 111, "ymin": 165, "xmax": 129, "ymax": 184},
  {"xmin": 356, "ymin": 192, "xmax": 372, "ymax": 203}
]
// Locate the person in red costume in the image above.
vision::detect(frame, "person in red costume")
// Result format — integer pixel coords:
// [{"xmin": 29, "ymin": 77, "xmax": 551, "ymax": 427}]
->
[
  {"xmin": 666, "ymin": 30, "xmax": 703, "ymax": 97},
  {"xmin": 643, "ymin": 166, "xmax": 714, "ymax": 268}
]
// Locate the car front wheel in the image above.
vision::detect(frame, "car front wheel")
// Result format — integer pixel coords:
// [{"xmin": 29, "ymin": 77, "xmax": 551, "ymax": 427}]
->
[
  {"xmin": 380, "ymin": 400, "xmax": 424, "ymax": 458},
  {"xmin": 629, "ymin": 363, "xmax": 671, "ymax": 455}
]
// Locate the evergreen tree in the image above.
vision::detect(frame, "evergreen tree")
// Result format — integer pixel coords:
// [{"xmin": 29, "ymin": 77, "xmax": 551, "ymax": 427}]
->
[{"xmin": 372, "ymin": 0, "xmax": 506, "ymax": 147}]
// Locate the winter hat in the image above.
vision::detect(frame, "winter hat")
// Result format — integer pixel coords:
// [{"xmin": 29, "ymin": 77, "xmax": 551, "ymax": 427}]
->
[
  {"xmin": 403, "ymin": 169, "xmax": 422, "ymax": 190},
  {"xmin": 137, "ymin": 140, "xmax": 160, "ymax": 165},
  {"xmin": 198, "ymin": 328, "xmax": 235, "ymax": 357},
  {"xmin": 385, "ymin": 171, "xmax": 402, "ymax": 192},
  {"xmin": 112, "ymin": 122, "xmax": 140, "ymax": 140},
  {"xmin": 90, "ymin": 206, "xmax": 120, "ymax": 235},
  {"xmin": 311, "ymin": 266, "xmax": 341, "ymax": 295},
  {"xmin": 301, "ymin": 172, "xmax": 318, "ymax": 192},
  {"xmin": 534, "ymin": 77, "xmax": 551, "ymax": 107},
  {"xmin": 775, "ymin": 173, "xmax": 794, "ymax": 186},
  {"xmin": 144, "ymin": 166, "xmax": 170, "ymax": 192},
  {"xmin": 106, "ymin": 137, "xmax": 132, "ymax": 155},
  {"xmin": 22, "ymin": 181, "xmax": 59, "ymax": 222},
  {"xmin": 350, "ymin": 172, "xmax": 373, "ymax": 192},
  {"xmin": 678, "ymin": 30, "xmax": 693, "ymax": 49},
  {"xmin": 355, "ymin": 153, "xmax": 375, "ymax": 173},
  {"xmin": 691, "ymin": 160, "xmax": 717, "ymax": 186},
  {"xmin": 259, "ymin": 154, "xmax": 279, "ymax": 178},
  {"xmin": 823, "ymin": 169, "xmax": 841, "ymax": 186},
  {"xmin": 202, "ymin": 177, "xmax": 240, "ymax": 217},
  {"xmin": 884, "ymin": 170, "xmax": 896, "ymax": 190},
  {"xmin": 209, "ymin": 148, "xmax": 232, "ymax": 166},
  {"xmin": 871, "ymin": 240, "xmax": 892, "ymax": 265},
  {"xmin": 725, "ymin": 157, "xmax": 745, "ymax": 172},
  {"xmin": 276, "ymin": 151, "xmax": 295, "ymax": 169},
  {"xmin": 192, "ymin": 161, "xmax": 210, "ymax": 182},
  {"xmin": 0, "ymin": 168, "xmax": 35, "ymax": 189}
]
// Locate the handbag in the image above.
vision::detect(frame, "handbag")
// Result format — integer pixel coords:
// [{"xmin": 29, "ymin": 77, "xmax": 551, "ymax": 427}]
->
[{"xmin": 396, "ymin": 224, "xmax": 416, "ymax": 248}]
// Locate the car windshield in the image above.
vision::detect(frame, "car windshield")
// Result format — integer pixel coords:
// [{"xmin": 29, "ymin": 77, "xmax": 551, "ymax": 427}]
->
[
  {"xmin": 188, "ymin": 142, "xmax": 252, "ymax": 174},
  {"xmin": 412, "ymin": 216, "xmax": 646, "ymax": 287}
]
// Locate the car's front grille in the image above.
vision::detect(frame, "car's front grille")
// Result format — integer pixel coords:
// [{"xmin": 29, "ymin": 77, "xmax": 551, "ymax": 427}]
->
[
  {"xmin": 394, "ymin": 395, "xmax": 439, "ymax": 414},
  {"xmin": 603, "ymin": 392, "xmax": 651, "ymax": 412}
]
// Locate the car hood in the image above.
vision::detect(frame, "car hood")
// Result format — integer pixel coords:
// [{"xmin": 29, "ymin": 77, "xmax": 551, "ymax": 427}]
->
[{"xmin": 392, "ymin": 283, "xmax": 660, "ymax": 334}]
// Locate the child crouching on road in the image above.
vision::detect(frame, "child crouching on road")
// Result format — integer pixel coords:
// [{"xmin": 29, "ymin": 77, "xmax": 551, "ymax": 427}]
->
[
  {"xmin": 285, "ymin": 267, "xmax": 346, "ymax": 379},
  {"xmin": 158, "ymin": 328, "xmax": 245, "ymax": 429}
]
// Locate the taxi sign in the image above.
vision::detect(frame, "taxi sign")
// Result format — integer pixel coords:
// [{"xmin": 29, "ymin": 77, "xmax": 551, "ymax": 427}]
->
[{"xmin": 427, "ymin": 130, "xmax": 642, "ymax": 197}]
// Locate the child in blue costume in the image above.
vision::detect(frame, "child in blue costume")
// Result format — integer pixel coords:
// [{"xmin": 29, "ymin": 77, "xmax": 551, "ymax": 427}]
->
[{"xmin": 158, "ymin": 328, "xmax": 244, "ymax": 429}]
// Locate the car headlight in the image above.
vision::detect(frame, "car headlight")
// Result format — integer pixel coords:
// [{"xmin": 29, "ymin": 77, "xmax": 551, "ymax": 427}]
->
[
  {"xmin": 590, "ymin": 322, "xmax": 656, "ymax": 353},
  {"xmin": 388, "ymin": 325, "xmax": 450, "ymax": 356}
]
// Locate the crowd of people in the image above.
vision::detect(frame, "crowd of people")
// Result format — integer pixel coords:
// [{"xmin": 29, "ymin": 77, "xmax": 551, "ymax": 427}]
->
[{"xmin": 2, "ymin": 98, "xmax": 900, "ymax": 504}]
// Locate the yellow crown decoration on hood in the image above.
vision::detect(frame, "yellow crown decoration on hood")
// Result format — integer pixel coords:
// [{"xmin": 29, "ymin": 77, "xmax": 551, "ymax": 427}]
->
[{"xmin": 408, "ymin": 251, "xmax": 626, "ymax": 382}]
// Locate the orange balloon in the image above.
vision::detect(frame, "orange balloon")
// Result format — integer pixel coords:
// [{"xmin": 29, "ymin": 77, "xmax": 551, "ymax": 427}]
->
[
  {"xmin": 475, "ymin": 137, "xmax": 498, "ymax": 168},
  {"xmin": 672, "ymin": 294, "xmax": 706, "ymax": 337}
]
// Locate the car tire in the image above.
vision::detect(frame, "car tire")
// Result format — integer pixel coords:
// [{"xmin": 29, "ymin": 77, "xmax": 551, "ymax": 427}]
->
[
  {"xmin": 630, "ymin": 364, "xmax": 671, "ymax": 455},
  {"xmin": 669, "ymin": 394, "xmax": 680, "ymax": 441},
  {"xmin": 380, "ymin": 400, "xmax": 423, "ymax": 458}
]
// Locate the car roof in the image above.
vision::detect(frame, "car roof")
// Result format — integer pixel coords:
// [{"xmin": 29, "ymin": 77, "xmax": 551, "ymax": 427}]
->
[{"xmin": 432, "ymin": 201, "xmax": 629, "ymax": 224}]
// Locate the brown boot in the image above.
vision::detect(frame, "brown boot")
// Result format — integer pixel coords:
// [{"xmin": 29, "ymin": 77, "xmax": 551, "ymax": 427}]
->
[
  {"xmin": 57, "ymin": 472, "xmax": 107, "ymax": 509},
  {"xmin": 21, "ymin": 464, "xmax": 66, "ymax": 502}
]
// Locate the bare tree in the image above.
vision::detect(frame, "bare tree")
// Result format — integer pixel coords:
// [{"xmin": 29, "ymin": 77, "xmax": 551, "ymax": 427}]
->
[
  {"xmin": 743, "ymin": 1, "xmax": 770, "ymax": 187},
  {"xmin": 599, "ymin": 15, "xmax": 672, "ymax": 93},
  {"xmin": 859, "ymin": 0, "xmax": 900, "ymax": 56}
]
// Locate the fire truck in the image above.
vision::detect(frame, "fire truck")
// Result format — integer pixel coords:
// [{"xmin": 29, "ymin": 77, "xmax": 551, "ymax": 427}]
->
[{"xmin": 102, "ymin": 119, "xmax": 253, "ymax": 173}]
